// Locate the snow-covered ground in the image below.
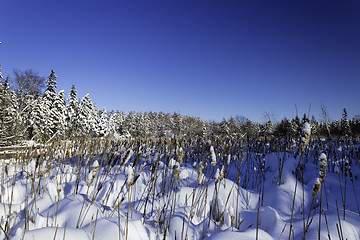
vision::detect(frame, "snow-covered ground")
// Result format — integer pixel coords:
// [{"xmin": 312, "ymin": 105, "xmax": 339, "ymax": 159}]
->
[{"xmin": 0, "ymin": 138, "xmax": 359, "ymax": 239}]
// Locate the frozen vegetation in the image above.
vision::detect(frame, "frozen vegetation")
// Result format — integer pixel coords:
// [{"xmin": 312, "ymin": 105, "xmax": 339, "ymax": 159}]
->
[{"xmin": 0, "ymin": 136, "xmax": 360, "ymax": 240}]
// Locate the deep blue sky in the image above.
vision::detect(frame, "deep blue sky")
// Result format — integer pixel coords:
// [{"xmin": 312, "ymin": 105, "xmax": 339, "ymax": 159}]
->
[{"xmin": 1, "ymin": 0, "xmax": 360, "ymax": 122}]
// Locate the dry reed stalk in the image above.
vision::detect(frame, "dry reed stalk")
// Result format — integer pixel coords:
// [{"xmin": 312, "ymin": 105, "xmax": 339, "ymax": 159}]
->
[
  {"xmin": 53, "ymin": 224, "xmax": 58, "ymax": 240},
  {"xmin": 318, "ymin": 186, "xmax": 323, "ymax": 240},
  {"xmin": 349, "ymin": 167, "xmax": 360, "ymax": 215},
  {"xmin": 343, "ymin": 161, "xmax": 349, "ymax": 220},
  {"xmin": 335, "ymin": 200, "xmax": 344, "ymax": 240},
  {"xmin": 289, "ymin": 122, "xmax": 311, "ymax": 240},
  {"xmin": 324, "ymin": 213, "xmax": 331, "ymax": 240},
  {"xmin": 63, "ymin": 222, "xmax": 67, "ymax": 240}
]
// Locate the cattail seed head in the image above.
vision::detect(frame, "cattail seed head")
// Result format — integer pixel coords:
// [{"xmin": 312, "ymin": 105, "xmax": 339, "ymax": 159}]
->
[
  {"xmin": 210, "ymin": 146, "xmax": 217, "ymax": 167},
  {"xmin": 312, "ymin": 153, "xmax": 327, "ymax": 197},
  {"xmin": 300, "ymin": 122, "xmax": 311, "ymax": 153},
  {"xmin": 312, "ymin": 178, "xmax": 322, "ymax": 197},
  {"xmin": 197, "ymin": 162, "xmax": 204, "ymax": 183},
  {"xmin": 349, "ymin": 168, "xmax": 354, "ymax": 182},
  {"xmin": 345, "ymin": 160, "xmax": 349, "ymax": 177},
  {"xmin": 178, "ymin": 147, "xmax": 184, "ymax": 165},
  {"xmin": 125, "ymin": 165, "xmax": 134, "ymax": 187}
]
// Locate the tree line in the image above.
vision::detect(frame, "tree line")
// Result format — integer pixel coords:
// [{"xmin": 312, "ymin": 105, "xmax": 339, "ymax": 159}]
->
[{"xmin": 1, "ymin": 67, "xmax": 359, "ymax": 145}]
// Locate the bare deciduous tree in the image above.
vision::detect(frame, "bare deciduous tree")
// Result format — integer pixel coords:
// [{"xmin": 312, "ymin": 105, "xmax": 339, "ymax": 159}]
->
[{"xmin": 11, "ymin": 69, "xmax": 45, "ymax": 110}]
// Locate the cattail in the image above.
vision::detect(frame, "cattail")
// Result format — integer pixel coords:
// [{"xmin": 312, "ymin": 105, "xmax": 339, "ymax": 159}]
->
[
  {"xmin": 197, "ymin": 162, "xmax": 204, "ymax": 183},
  {"xmin": 214, "ymin": 168, "xmax": 220, "ymax": 183},
  {"xmin": 345, "ymin": 160, "xmax": 349, "ymax": 178},
  {"xmin": 121, "ymin": 149, "xmax": 133, "ymax": 167},
  {"xmin": 300, "ymin": 122, "xmax": 311, "ymax": 153},
  {"xmin": 319, "ymin": 153, "xmax": 327, "ymax": 178},
  {"xmin": 312, "ymin": 153, "xmax": 327, "ymax": 197},
  {"xmin": 312, "ymin": 178, "xmax": 322, "ymax": 197},
  {"xmin": 261, "ymin": 157, "xmax": 266, "ymax": 172},
  {"xmin": 178, "ymin": 147, "xmax": 184, "ymax": 165},
  {"xmin": 349, "ymin": 167, "xmax": 354, "ymax": 182},
  {"xmin": 210, "ymin": 146, "xmax": 216, "ymax": 167},
  {"xmin": 220, "ymin": 165, "xmax": 225, "ymax": 180},
  {"xmin": 169, "ymin": 158, "xmax": 180, "ymax": 176},
  {"xmin": 57, "ymin": 188, "xmax": 62, "ymax": 197},
  {"xmin": 88, "ymin": 160, "xmax": 99, "ymax": 186},
  {"xmin": 125, "ymin": 165, "xmax": 134, "ymax": 187},
  {"xmin": 227, "ymin": 154, "xmax": 231, "ymax": 166}
]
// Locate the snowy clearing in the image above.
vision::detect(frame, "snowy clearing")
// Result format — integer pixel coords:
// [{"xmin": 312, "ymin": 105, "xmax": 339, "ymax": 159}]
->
[{"xmin": 0, "ymin": 137, "xmax": 360, "ymax": 240}]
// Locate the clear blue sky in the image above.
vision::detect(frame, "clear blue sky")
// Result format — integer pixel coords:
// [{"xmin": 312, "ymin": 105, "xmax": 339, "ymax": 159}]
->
[{"xmin": 1, "ymin": 0, "xmax": 360, "ymax": 123}]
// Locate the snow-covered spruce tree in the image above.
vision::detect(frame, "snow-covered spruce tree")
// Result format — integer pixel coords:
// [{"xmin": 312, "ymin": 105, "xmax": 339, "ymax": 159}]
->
[
  {"xmin": 136, "ymin": 112, "xmax": 151, "ymax": 137},
  {"xmin": 30, "ymin": 96, "xmax": 48, "ymax": 142},
  {"xmin": 52, "ymin": 90, "xmax": 67, "ymax": 140},
  {"xmin": 78, "ymin": 94, "xmax": 98, "ymax": 137},
  {"xmin": 97, "ymin": 107, "xmax": 109, "ymax": 137},
  {"xmin": 42, "ymin": 70, "xmax": 58, "ymax": 140},
  {"xmin": 0, "ymin": 77, "xmax": 19, "ymax": 144},
  {"xmin": 108, "ymin": 110, "xmax": 127, "ymax": 138},
  {"xmin": 290, "ymin": 116, "xmax": 301, "ymax": 137},
  {"xmin": 220, "ymin": 119, "xmax": 230, "ymax": 136},
  {"xmin": 66, "ymin": 85, "xmax": 80, "ymax": 138},
  {"xmin": 171, "ymin": 112, "xmax": 183, "ymax": 137},
  {"xmin": 44, "ymin": 70, "xmax": 57, "ymax": 101},
  {"xmin": 262, "ymin": 120, "xmax": 274, "ymax": 137},
  {"xmin": 310, "ymin": 115, "xmax": 318, "ymax": 136},
  {"xmin": 331, "ymin": 120, "xmax": 341, "ymax": 137},
  {"xmin": 21, "ymin": 94, "xmax": 36, "ymax": 139},
  {"xmin": 123, "ymin": 111, "xmax": 137, "ymax": 137},
  {"xmin": 146, "ymin": 112, "xmax": 158, "ymax": 137},
  {"xmin": 301, "ymin": 113, "xmax": 309, "ymax": 125},
  {"xmin": 341, "ymin": 108, "xmax": 351, "ymax": 137}
]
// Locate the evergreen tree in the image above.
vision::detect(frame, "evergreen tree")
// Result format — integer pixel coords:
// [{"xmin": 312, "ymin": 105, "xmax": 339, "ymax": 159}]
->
[
  {"xmin": 108, "ymin": 111, "xmax": 127, "ymax": 137},
  {"xmin": 21, "ymin": 95, "xmax": 36, "ymax": 139},
  {"xmin": 291, "ymin": 116, "xmax": 301, "ymax": 137},
  {"xmin": 52, "ymin": 90, "xmax": 67, "ymax": 139},
  {"xmin": 331, "ymin": 120, "xmax": 341, "ymax": 137},
  {"xmin": 220, "ymin": 119, "xmax": 230, "ymax": 136},
  {"xmin": 0, "ymin": 77, "xmax": 18, "ymax": 144},
  {"xmin": 301, "ymin": 113, "xmax": 309, "ymax": 125},
  {"xmin": 124, "ymin": 111, "xmax": 137, "ymax": 137},
  {"xmin": 78, "ymin": 94, "xmax": 97, "ymax": 137},
  {"xmin": 97, "ymin": 108, "xmax": 109, "ymax": 137},
  {"xmin": 341, "ymin": 108, "xmax": 351, "ymax": 137},
  {"xmin": 44, "ymin": 70, "xmax": 57, "ymax": 102},
  {"xmin": 67, "ymin": 85, "xmax": 80, "ymax": 138},
  {"xmin": 30, "ymin": 97, "xmax": 48, "ymax": 142},
  {"xmin": 42, "ymin": 70, "xmax": 58, "ymax": 139},
  {"xmin": 263, "ymin": 120, "xmax": 274, "ymax": 137},
  {"xmin": 243, "ymin": 119, "xmax": 256, "ymax": 138},
  {"xmin": 172, "ymin": 112, "xmax": 183, "ymax": 137},
  {"xmin": 275, "ymin": 118, "xmax": 291, "ymax": 138},
  {"xmin": 310, "ymin": 115, "xmax": 318, "ymax": 136}
]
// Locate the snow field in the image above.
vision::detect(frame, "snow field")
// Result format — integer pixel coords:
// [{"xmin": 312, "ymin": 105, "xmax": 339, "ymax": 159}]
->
[{"xmin": 0, "ymin": 137, "xmax": 359, "ymax": 239}]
